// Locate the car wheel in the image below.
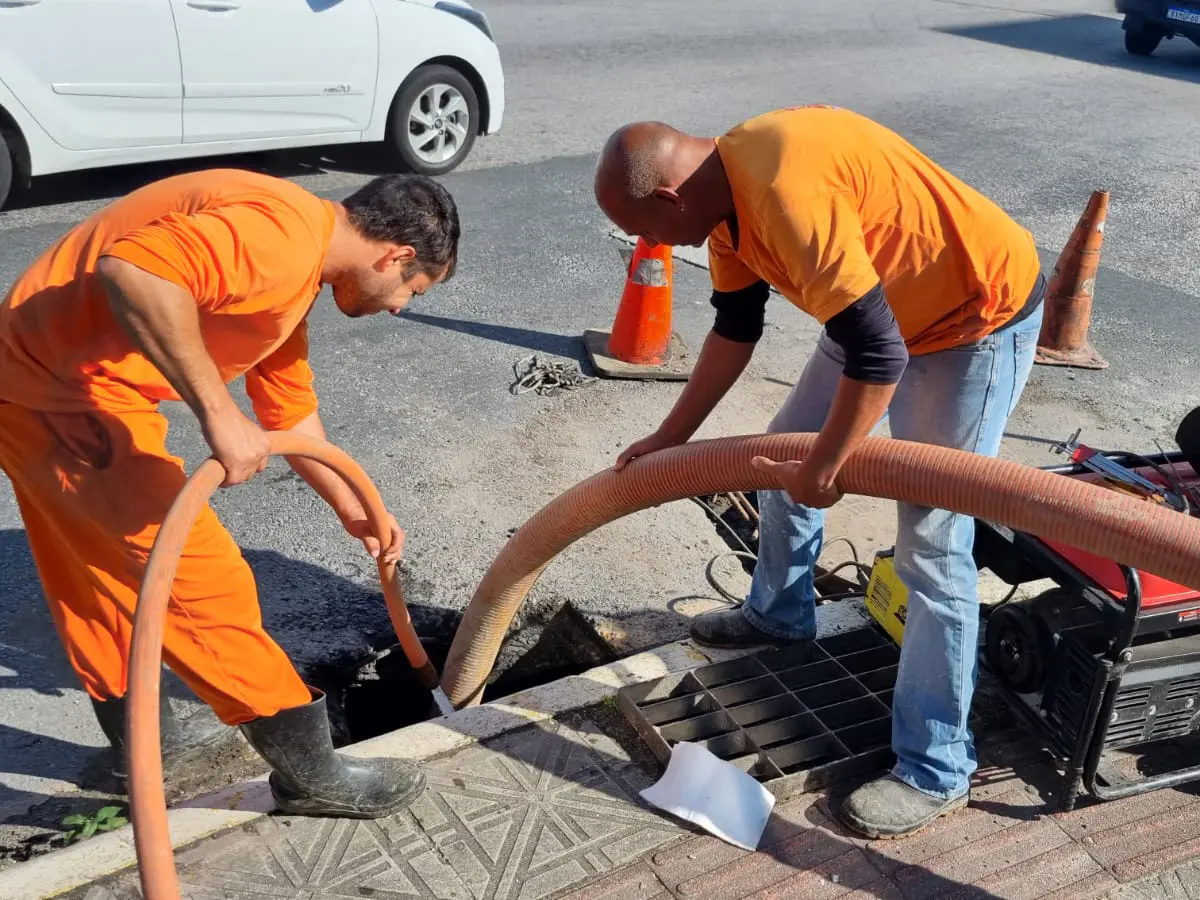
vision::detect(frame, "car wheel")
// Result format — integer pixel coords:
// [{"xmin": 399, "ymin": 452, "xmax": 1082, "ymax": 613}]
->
[
  {"xmin": 1124, "ymin": 23, "xmax": 1163, "ymax": 56},
  {"xmin": 386, "ymin": 64, "xmax": 479, "ymax": 176},
  {"xmin": 0, "ymin": 131, "xmax": 13, "ymax": 212}
]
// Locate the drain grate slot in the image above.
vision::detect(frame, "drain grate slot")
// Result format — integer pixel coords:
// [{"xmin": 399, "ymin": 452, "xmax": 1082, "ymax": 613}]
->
[
  {"xmin": 777, "ymin": 660, "xmax": 847, "ymax": 691},
  {"xmin": 773, "ymin": 734, "xmax": 848, "ymax": 774},
  {"xmin": 816, "ymin": 696, "xmax": 889, "ymax": 731},
  {"xmin": 836, "ymin": 718, "xmax": 893, "ymax": 754},
  {"xmin": 641, "ymin": 692, "xmax": 719, "ymax": 726},
  {"xmin": 617, "ymin": 625, "xmax": 898, "ymax": 798},
  {"xmin": 731, "ymin": 695, "xmax": 806, "ymax": 728},
  {"xmin": 858, "ymin": 665, "xmax": 898, "ymax": 693},
  {"xmin": 839, "ymin": 646, "xmax": 900, "ymax": 675},
  {"xmin": 818, "ymin": 628, "xmax": 888, "ymax": 655},
  {"xmin": 746, "ymin": 712, "xmax": 825, "ymax": 749},
  {"xmin": 659, "ymin": 709, "xmax": 737, "ymax": 743},
  {"xmin": 712, "ymin": 675, "xmax": 788, "ymax": 707},
  {"xmin": 794, "ymin": 677, "xmax": 868, "ymax": 709},
  {"xmin": 759, "ymin": 643, "xmax": 830, "ymax": 671},
  {"xmin": 696, "ymin": 657, "xmax": 768, "ymax": 688}
]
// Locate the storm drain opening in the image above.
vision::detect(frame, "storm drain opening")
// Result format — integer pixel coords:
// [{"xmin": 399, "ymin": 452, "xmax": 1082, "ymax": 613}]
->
[
  {"xmin": 312, "ymin": 601, "xmax": 618, "ymax": 746},
  {"xmin": 616, "ymin": 625, "xmax": 900, "ymax": 799}
]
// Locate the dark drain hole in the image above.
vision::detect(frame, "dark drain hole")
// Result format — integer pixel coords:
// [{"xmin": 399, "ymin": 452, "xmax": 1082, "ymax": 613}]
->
[{"xmin": 318, "ymin": 602, "xmax": 617, "ymax": 746}]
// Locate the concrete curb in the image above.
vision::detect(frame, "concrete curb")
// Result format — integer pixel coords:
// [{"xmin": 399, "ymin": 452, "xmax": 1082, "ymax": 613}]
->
[{"xmin": 1, "ymin": 602, "xmax": 872, "ymax": 900}]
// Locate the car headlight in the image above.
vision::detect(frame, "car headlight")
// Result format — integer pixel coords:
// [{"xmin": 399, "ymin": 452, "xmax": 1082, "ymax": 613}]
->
[{"xmin": 434, "ymin": 1, "xmax": 494, "ymax": 40}]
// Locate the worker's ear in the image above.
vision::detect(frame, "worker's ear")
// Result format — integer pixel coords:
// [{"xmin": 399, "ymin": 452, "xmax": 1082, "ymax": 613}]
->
[
  {"xmin": 376, "ymin": 244, "xmax": 416, "ymax": 272},
  {"xmin": 652, "ymin": 186, "xmax": 683, "ymax": 206}
]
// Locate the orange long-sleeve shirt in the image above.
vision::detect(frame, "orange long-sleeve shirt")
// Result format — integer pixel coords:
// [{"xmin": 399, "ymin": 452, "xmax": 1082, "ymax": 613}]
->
[{"xmin": 0, "ymin": 169, "xmax": 336, "ymax": 429}]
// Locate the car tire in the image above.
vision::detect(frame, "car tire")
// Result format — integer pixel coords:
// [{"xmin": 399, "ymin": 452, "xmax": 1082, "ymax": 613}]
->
[
  {"xmin": 386, "ymin": 64, "xmax": 479, "ymax": 177},
  {"xmin": 1124, "ymin": 23, "xmax": 1163, "ymax": 56},
  {"xmin": 0, "ymin": 131, "xmax": 13, "ymax": 213}
]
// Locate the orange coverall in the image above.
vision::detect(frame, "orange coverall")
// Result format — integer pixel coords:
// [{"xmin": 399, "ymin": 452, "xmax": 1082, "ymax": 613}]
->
[{"xmin": 0, "ymin": 169, "xmax": 338, "ymax": 725}]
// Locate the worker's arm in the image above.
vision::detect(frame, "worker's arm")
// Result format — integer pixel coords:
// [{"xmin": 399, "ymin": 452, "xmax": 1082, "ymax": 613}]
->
[
  {"xmin": 95, "ymin": 256, "xmax": 270, "ymax": 487},
  {"xmin": 614, "ymin": 279, "xmax": 768, "ymax": 470},
  {"xmin": 753, "ymin": 284, "xmax": 907, "ymax": 507},
  {"xmin": 284, "ymin": 411, "xmax": 404, "ymax": 563}
]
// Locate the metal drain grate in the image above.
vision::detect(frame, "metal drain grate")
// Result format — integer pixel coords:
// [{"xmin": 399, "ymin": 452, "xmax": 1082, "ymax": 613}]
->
[{"xmin": 617, "ymin": 626, "xmax": 899, "ymax": 800}]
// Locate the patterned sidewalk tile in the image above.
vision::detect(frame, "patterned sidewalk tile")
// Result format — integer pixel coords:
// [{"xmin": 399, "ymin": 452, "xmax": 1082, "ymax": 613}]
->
[
  {"xmin": 59, "ymin": 705, "xmax": 1200, "ymax": 900},
  {"xmin": 1106, "ymin": 859, "xmax": 1200, "ymax": 899},
  {"xmin": 78, "ymin": 712, "xmax": 685, "ymax": 900}
]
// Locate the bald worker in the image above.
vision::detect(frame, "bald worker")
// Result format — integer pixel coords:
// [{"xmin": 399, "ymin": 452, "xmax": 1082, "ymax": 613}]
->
[
  {"xmin": 594, "ymin": 107, "xmax": 1045, "ymax": 839},
  {"xmin": 0, "ymin": 169, "xmax": 458, "ymax": 818}
]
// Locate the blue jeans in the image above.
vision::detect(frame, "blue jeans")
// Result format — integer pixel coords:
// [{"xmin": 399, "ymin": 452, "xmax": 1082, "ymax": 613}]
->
[{"xmin": 742, "ymin": 300, "xmax": 1044, "ymax": 799}]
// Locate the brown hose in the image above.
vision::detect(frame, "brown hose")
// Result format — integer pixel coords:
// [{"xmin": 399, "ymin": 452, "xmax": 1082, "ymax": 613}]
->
[
  {"xmin": 127, "ymin": 433, "xmax": 433, "ymax": 900},
  {"xmin": 440, "ymin": 432, "xmax": 1200, "ymax": 708}
]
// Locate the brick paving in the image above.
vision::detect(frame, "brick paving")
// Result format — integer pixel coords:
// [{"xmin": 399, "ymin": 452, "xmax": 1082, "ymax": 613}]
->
[{"xmin": 69, "ymin": 702, "xmax": 1200, "ymax": 900}]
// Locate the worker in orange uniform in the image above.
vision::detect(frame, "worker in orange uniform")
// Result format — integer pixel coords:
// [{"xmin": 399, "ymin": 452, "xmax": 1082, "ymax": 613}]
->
[
  {"xmin": 594, "ymin": 107, "xmax": 1045, "ymax": 839},
  {"xmin": 0, "ymin": 169, "xmax": 460, "ymax": 819}
]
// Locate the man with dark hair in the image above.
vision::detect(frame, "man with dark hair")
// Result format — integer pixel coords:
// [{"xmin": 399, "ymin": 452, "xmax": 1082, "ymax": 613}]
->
[
  {"xmin": 0, "ymin": 168, "xmax": 459, "ymax": 818},
  {"xmin": 594, "ymin": 108, "xmax": 1045, "ymax": 839}
]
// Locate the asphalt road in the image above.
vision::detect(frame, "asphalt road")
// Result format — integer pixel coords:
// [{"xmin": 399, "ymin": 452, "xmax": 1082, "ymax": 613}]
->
[{"xmin": 1, "ymin": 0, "xmax": 1198, "ymax": 834}]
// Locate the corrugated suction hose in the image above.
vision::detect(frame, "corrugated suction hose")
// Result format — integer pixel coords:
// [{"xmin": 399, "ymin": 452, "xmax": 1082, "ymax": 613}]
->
[
  {"xmin": 127, "ymin": 433, "xmax": 434, "ymax": 900},
  {"xmin": 440, "ymin": 432, "xmax": 1200, "ymax": 708}
]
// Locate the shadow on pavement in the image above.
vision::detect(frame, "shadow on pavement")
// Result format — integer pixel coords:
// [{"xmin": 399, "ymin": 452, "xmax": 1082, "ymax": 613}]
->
[
  {"xmin": 5, "ymin": 144, "xmax": 393, "ymax": 212},
  {"xmin": 396, "ymin": 310, "xmax": 589, "ymax": 361},
  {"xmin": 937, "ymin": 12, "xmax": 1200, "ymax": 82}
]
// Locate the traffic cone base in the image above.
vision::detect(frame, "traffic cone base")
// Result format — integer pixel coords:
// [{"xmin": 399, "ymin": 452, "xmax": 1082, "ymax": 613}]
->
[
  {"xmin": 583, "ymin": 327, "xmax": 693, "ymax": 380},
  {"xmin": 582, "ymin": 236, "xmax": 695, "ymax": 381},
  {"xmin": 1035, "ymin": 189, "xmax": 1109, "ymax": 371}
]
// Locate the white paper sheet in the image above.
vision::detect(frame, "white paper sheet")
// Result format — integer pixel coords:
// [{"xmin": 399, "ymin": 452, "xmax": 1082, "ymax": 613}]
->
[{"xmin": 640, "ymin": 741, "xmax": 776, "ymax": 851}]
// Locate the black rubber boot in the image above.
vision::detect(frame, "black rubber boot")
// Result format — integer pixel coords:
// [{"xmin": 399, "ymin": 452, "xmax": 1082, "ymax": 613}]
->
[
  {"xmin": 239, "ymin": 689, "xmax": 426, "ymax": 819},
  {"xmin": 91, "ymin": 693, "xmax": 238, "ymax": 780}
]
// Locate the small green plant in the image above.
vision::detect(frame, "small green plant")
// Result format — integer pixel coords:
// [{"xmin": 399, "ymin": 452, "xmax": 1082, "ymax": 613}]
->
[{"xmin": 62, "ymin": 805, "xmax": 128, "ymax": 844}]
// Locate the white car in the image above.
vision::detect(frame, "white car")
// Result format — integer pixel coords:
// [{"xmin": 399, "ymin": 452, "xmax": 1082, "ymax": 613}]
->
[{"xmin": 0, "ymin": 0, "xmax": 504, "ymax": 209}]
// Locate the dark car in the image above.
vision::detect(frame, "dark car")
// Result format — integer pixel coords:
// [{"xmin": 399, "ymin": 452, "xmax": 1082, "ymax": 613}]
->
[{"xmin": 1116, "ymin": 0, "xmax": 1200, "ymax": 55}]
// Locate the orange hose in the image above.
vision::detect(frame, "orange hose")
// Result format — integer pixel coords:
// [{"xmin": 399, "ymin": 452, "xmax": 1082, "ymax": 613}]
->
[
  {"xmin": 127, "ymin": 433, "xmax": 432, "ymax": 900},
  {"xmin": 440, "ymin": 432, "xmax": 1200, "ymax": 708}
]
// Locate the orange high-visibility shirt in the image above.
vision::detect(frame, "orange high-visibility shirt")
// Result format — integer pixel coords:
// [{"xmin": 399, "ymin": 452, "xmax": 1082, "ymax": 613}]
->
[
  {"xmin": 0, "ymin": 169, "xmax": 336, "ymax": 429},
  {"xmin": 708, "ymin": 106, "xmax": 1041, "ymax": 354}
]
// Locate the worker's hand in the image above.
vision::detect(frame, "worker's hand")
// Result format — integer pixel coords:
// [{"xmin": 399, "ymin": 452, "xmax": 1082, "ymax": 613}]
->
[
  {"xmin": 204, "ymin": 410, "xmax": 272, "ymax": 487},
  {"xmin": 343, "ymin": 513, "xmax": 405, "ymax": 564},
  {"xmin": 751, "ymin": 456, "xmax": 843, "ymax": 509},
  {"xmin": 614, "ymin": 430, "xmax": 684, "ymax": 472}
]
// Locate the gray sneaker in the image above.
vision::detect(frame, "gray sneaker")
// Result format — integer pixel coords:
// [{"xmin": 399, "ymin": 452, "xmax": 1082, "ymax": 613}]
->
[
  {"xmin": 689, "ymin": 606, "xmax": 803, "ymax": 649},
  {"xmin": 839, "ymin": 774, "xmax": 969, "ymax": 839}
]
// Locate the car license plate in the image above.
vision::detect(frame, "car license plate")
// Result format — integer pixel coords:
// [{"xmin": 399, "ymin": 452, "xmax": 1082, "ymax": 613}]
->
[{"xmin": 1168, "ymin": 6, "xmax": 1200, "ymax": 24}]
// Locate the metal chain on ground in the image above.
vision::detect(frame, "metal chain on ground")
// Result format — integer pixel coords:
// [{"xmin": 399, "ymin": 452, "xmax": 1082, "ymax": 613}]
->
[{"xmin": 510, "ymin": 354, "xmax": 598, "ymax": 397}]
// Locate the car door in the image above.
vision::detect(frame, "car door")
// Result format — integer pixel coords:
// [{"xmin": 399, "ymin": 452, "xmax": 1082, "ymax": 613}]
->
[
  {"xmin": 169, "ymin": 0, "xmax": 380, "ymax": 144},
  {"xmin": 0, "ymin": 0, "xmax": 182, "ymax": 152}
]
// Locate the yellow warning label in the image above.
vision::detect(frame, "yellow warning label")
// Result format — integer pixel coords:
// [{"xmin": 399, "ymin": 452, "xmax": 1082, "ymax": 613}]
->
[{"xmin": 865, "ymin": 550, "xmax": 907, "ymax": 647}]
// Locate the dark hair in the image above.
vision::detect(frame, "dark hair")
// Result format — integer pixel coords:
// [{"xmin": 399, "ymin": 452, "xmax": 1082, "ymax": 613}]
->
[{"xmin": 342, "ymin": 174, "xmax": 461, "ymax": 281}]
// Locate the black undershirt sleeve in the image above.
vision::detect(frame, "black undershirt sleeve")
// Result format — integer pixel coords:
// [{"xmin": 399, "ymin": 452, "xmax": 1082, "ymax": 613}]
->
[
  {"xmin": 710, "ymin": 279, "xmax": 770, "ymax": 343},
  {"xmin": 823, "ymin": 283, "xmax": 909, "ymax": 385}
]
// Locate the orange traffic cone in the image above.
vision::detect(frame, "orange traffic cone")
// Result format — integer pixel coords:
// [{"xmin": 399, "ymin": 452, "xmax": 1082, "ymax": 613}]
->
[
  {"xmin": 1035, "ymin": 190, "xmax": 1109, "ymax": 370},
  {"xmin": 583, "ymin": 237, "xmax": 693, "ymax": 380}
]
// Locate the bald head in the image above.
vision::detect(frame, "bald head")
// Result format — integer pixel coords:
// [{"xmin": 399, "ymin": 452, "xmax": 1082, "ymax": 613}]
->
[
  {"xmin": 594, "ymin": 121, "xmax": 687, "ymax": 206},
  {"xmin": 592, "ymin": 121, "xmax": 730, "ymax": 248}
]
